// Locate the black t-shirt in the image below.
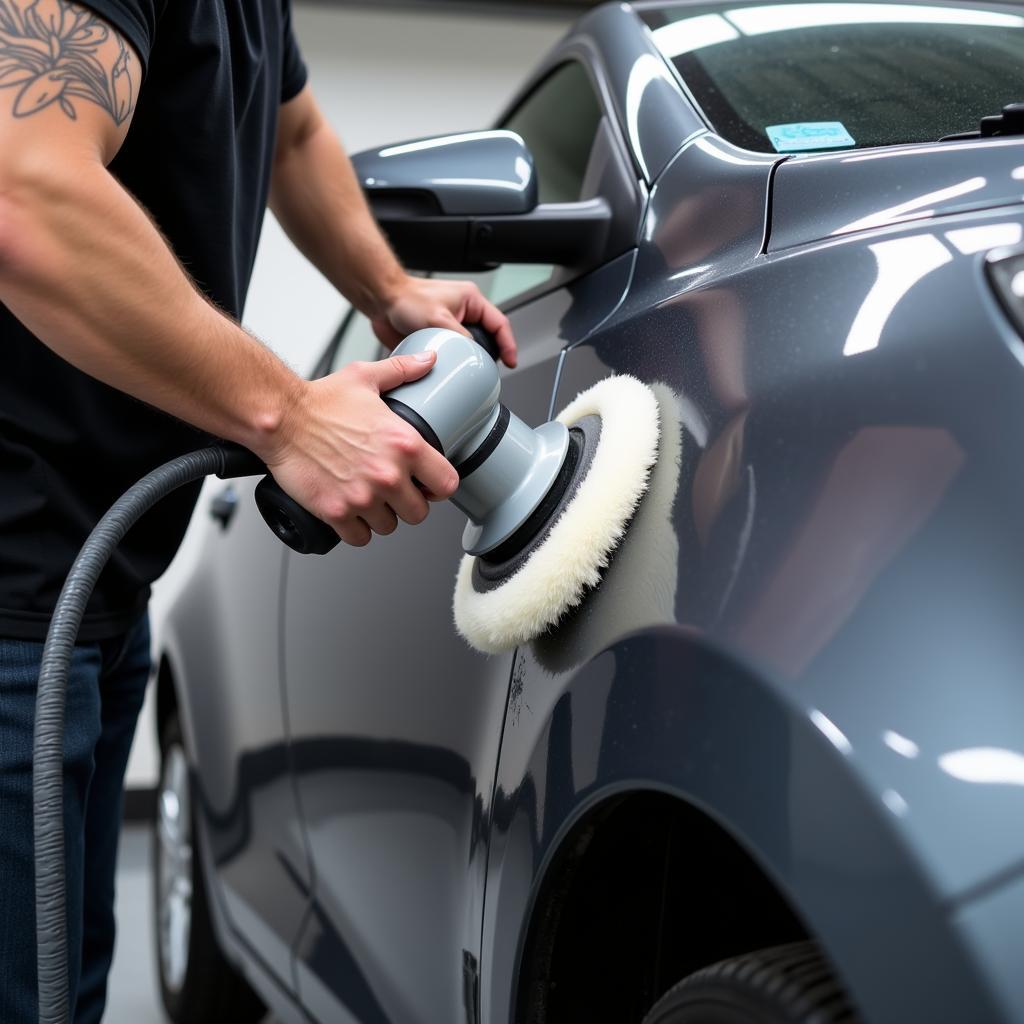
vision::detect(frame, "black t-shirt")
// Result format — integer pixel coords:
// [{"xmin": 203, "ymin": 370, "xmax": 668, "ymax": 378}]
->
[{"xmin": 0, "ymin": 0, "xmax": 307, "ymax": 640}]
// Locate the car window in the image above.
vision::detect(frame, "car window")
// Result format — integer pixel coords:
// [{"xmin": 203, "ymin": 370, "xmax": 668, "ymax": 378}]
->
[
  {"xmin": 641, "ymin": 2, "xmax": 1024, "ymax": 153},
  {"xmin": 455, "ymin": 62, "xmax": 605, "ymax": 307},
  {"xmin": 503, "ymin": 61, "xmax": 604, "ymax": 204}
]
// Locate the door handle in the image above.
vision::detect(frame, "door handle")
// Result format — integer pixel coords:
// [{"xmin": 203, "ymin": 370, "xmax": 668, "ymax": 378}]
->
[{"xmin": 209, "ymin": 484, "xmax": 239, "ymax": 529}]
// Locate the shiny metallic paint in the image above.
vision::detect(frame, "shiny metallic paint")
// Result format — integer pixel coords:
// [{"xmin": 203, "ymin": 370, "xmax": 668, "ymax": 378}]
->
[
  {"xmin": 159, "ymin": 481, "xmax": 312, "ymax": 1021},
  {"xmin": 770, "ymin": 137, "xmax": 1024, "ymax": 251},
  {"xmin": 482, "ymin": 164, "xmax": 1024, "ymax": 1024},
  {"xmin": 355, "ymin": 131, "xmax": 539, "ymax": 217}
]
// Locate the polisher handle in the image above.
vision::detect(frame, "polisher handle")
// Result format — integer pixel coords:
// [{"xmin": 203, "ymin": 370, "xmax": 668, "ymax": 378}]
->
[
  {"xmin": 251, "ymin": 325, "xmax": 498, "ymax": 555},
  {"xmin": 254, "ymin": 476, "xmax": 342, "ymax": 555}
]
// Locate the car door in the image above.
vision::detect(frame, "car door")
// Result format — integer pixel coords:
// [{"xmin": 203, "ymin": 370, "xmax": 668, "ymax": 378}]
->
[{"xmin": 281, "ymin": 59, "xmax": 642, "ymax": 1024}]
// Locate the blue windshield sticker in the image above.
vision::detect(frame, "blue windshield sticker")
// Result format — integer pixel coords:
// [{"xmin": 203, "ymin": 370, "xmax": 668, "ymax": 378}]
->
[{"xmin": 766, "ymin": 122, "xmax": 856, "ymax": 153}]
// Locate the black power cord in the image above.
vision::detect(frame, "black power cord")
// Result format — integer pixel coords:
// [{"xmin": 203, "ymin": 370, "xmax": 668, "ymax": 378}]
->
[{"xmin": 33, "ymin": 443, "xmax": 263, "ymax": 1024}]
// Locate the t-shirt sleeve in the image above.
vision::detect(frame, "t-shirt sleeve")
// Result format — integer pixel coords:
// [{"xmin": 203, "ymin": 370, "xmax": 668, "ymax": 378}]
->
[
  {"xmin": 74, "ymin": 0, "xmax": 157, "ymax": 78},
  {"xmin": 280, "ymin": 0, "xmax": 308, "ymax": 103}
]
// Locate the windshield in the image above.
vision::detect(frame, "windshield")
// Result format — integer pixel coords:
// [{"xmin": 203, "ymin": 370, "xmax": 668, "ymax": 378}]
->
[{"xmin": 640, "ymin": 2, "xmax": 1024, "ymax": 153}]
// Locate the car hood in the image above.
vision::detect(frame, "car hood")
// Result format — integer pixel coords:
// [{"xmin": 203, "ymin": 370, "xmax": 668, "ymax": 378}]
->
[{"xmin": 768, "ymin": 136, "xmax": 1024, "ymax": 251}]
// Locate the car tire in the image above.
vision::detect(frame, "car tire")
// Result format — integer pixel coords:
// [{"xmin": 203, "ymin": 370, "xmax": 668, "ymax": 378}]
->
[
  {"xmin": 641, "ymin": 941, "xmax": 860, "ymax": 1024},
  {"xmin": 152, "ymin": 715, "xmax": 266, "ymax": 1024}
]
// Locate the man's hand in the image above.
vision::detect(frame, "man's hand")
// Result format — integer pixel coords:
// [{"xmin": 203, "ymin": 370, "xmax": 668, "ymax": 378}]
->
[
  {"xmin": 371, "ymin": 276, "xmax": 518, "ymax": 368},
  {"xmin": 270, "ymin": 90, "xmax": 519, "ymax": 368},
  {"xmin": 259, "ymin": 350, "xmax": 460, "ymax": 547}
]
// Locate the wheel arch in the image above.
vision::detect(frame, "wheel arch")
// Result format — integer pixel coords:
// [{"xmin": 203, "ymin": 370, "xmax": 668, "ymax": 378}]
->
[
  {"xmin": 484, "ymin": 626, "xmax": 1001, "ymax": 1024},
  {"xmin": 155, "ymin": 650, "xmax": 179, "ymax": 750},
  {"xmin": 513, "ymin": 787, "xmax": 810, "ymax": 1024}
]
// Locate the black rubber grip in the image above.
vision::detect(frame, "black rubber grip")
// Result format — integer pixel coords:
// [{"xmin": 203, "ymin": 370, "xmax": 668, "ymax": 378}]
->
[
  {"xmin": 215, "ymin": 442, "xmax": 266, "ymax": 479},
  {"xmin": 254, "ymin": 476, "xmax": 340, "ymax": 555},
  {"xmin": 466, "ymin": 323, "xmax": 501, "ymax": 362},
  {"xmin": 383, "ymin": 397, "xmax": 445, "ymax": 453},
  {"xmin": 454, "ymin": 404, "xmax": 510, "ymax": 480}
]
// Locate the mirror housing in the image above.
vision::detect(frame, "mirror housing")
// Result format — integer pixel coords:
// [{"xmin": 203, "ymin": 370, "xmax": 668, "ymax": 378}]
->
[
  {"xmin": 352, "ymin": 130, "xmax": 612, "ymax": 272},
  {"xmin": 356, "ymin": 130, "xmax": 538, "ymax": 216}
]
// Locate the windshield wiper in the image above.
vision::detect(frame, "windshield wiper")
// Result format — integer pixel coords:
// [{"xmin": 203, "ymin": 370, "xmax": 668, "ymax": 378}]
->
[{"xmin": 941, "ymin": 102, "xmax": 1024, "ymax": 142}]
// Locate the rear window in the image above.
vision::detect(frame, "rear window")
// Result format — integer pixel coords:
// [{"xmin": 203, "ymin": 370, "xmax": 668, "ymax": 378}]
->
[{"xmin": 640, "ymin": 2, "xmax": 1024, "ymax": 153}]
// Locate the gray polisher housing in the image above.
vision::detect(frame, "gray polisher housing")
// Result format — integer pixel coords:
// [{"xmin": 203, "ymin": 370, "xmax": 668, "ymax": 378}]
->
[{"xmin": 386, "ymin": 328, "xmax": 569, "ymax": 556}]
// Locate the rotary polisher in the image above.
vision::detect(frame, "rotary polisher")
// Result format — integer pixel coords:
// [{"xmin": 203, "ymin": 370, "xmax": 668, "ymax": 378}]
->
[{"xmin": 254, "ymin": 326, "xmax": 661, "ymax": 652}]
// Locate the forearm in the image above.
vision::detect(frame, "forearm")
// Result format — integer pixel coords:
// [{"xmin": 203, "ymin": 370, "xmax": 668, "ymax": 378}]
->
[
  {"xmin": 269, "ymin": 114, "xmax": 406, "ymax": 317},
  {"xmin": 0, "ymin": 157, "xmax": 303, "ymax": 457}
]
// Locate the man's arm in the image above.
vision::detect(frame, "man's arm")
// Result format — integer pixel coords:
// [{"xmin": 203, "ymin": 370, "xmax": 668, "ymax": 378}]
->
[
  {"xmin": 269, "ymin": 86, "xmax": 517, "ymax": 367},
  {"xmin": 0, "ymin": 0, "xmax": 456, "ymax": 547}
]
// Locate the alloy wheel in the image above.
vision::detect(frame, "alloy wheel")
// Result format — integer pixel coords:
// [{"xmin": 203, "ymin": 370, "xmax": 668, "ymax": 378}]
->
[{"xmin": 156, "ymin": 742, "xmax": 193, "ymax": 994}]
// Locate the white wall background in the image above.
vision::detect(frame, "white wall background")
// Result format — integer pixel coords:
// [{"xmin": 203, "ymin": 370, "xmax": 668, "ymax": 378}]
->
[{"xmin": 129, "ymin": 2, "xmax": 570, "ymax": 787}]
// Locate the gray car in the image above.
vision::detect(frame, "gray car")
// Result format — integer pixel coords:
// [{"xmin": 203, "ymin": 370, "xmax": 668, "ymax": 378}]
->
[{"xmin": 150, "ymin": 2, "xmax": 1024, "ymax": 1022}]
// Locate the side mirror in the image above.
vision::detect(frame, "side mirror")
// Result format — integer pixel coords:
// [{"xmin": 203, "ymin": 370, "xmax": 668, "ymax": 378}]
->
[{"xmin": 352, "ymin": 130, "xmax": 611, "ymax": 272}]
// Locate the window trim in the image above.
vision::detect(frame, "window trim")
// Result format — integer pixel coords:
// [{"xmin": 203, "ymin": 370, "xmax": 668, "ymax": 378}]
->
[
  {"xmin": 497, "ymin": 46, "xmax": 644, "ymax": 193},
  {"xmin": 483, "ymin": 54, "xmax": 644, "ymax": 310}
]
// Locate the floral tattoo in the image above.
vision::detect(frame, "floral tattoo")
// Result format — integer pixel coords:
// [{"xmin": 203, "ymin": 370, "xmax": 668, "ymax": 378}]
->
[{"xmin": 0, "ymin": 0, "xmax": 134, "ymax": 124}]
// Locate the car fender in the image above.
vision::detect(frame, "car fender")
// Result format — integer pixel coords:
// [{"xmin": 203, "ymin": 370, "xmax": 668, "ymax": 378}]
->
[{"xmin": 482, "ymin": 627, "xmax": 1004, "ymax": 1024}]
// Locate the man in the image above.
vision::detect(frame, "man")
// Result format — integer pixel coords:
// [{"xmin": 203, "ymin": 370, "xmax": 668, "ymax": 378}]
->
[{"xmin": 0, "ymin": 0, "xmax": 516, "ymax": 1019}]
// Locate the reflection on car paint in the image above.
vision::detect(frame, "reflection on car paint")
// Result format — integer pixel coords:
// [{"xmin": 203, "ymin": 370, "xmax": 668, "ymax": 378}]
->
[
  {"xmin": 843, "ymin": 235, "xmax": 954, "ymax": 356},
  {"xmin": 939, "ymin": 748, "xmax": 1024, "ymax": 787}
]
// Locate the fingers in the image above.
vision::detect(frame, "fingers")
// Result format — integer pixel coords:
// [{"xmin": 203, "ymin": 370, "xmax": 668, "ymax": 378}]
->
[
  {"xmin": 336, "ymin": 479, "xmax": 429, "ymax": 545},
  {"xmin": 453, "ymin": 284, "xmax": 518, "ymax": 368},
  {"xmin": 360, "ymin": 350, "xmax": 436, "ymax": 392},
  {"xmin": 335, "ymin": 518, "xmax": 371, "ymax": 547},
  {"xmin": 378, "ymin": 277, "xmax": 518, "ymax": 366},
  {"xmin": 485, "ymin": 310, "xmax": 517, "ymax": 368},
  {"xmin": 371, "ymin": 317, "xmax": 403, "ymax": 350},
  {"xmin": 385, "ymin": 480, "xmax": 431, "ymax": 525},
  {"xmin": 435, "ymin": 309, "xmax": 472, "ymax": 339},
  {"xmin": 410, "ymin": 439, "xmax": 459, "ymax": 503},
  {"xmin": 360, "ymin": 502, "xmax": 399, "ymax": 537},
  {"xmin": 329, "ymin": 479, "xmax": 432, "ymax": 547}
]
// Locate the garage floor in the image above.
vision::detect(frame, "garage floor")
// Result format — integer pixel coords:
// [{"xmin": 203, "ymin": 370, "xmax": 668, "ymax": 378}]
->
[{"xmin": 109, "ymin": 826, "xmax": 279, "ymax": 1024}]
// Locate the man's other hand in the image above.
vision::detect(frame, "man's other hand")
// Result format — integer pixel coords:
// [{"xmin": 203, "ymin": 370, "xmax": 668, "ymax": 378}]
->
[{"xmin": 372, "ymin": 277, "xmax": 518, "ymax": 368}]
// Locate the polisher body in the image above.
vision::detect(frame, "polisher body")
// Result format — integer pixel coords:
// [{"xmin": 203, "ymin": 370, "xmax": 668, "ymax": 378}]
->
[{"xmin": 385, "ymin": 329, "xmax": 570, "ymax": 556}]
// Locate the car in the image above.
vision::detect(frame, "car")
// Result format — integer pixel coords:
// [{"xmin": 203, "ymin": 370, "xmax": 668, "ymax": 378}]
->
[{"xmin": 151, "ymin": 2, "xmax": 1024, "ymax": 1022}]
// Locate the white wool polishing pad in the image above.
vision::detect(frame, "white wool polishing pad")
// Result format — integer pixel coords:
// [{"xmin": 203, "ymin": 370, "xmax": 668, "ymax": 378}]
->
[{"xmin": 453, "ymin": 375, "xmax": 661, "ymax": 654}]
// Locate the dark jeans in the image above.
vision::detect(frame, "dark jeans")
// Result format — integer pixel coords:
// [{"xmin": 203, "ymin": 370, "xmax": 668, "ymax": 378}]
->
[{"xmin": 0, "ymin": 614, "xmax": 151, "ymax": 1024}]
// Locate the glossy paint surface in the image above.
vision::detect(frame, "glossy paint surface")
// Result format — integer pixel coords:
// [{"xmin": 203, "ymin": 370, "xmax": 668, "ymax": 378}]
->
[
  {"xmin": 483, "ymin": 147, "xmax": 1024, "ymax": 1024},
  {"xmin": 161, "ymin": 2, "xmax": 1024, "ymax": 1022},
  {"xmin": 353, "ymin": 130, "xmax": 538, "ymax": 216},
  {"xmin": 162, "ymin": 479, "xmax": 309, "ymax": 994},
  {"xmin": 770, "ymin": 136, "xmax": 1024, "ymax": 250}
]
